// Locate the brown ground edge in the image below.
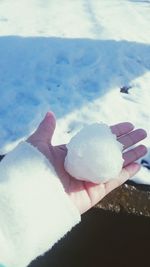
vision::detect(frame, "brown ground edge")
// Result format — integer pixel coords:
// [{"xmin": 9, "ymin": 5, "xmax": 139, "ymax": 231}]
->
[{"xmin": 96, "ymin": 182, "xmax": 150, "ymax": 217}]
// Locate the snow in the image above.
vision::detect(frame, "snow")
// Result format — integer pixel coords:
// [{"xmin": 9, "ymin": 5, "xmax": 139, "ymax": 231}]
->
[
  {"xmin": 0, "ymin": 0, "xmax": 150, "ymax": 184},
  {"xmin": 64, "ymin": 123, "xmax": 124, "ymax": 183}
]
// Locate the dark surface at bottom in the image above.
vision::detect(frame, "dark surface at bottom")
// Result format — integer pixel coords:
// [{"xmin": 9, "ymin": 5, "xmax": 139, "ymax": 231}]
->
[{"xmin": 30, "ymin": 208, "xmax": 150, "ymax": 267}]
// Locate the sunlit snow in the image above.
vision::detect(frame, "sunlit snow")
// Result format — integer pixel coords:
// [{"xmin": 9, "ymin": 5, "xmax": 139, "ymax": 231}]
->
[{"xmin": 0, "ymin": 0, "xmax": 150, "ymax": 184}]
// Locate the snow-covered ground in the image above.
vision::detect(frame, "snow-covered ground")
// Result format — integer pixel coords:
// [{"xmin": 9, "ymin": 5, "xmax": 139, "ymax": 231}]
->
[{"xmin": 0, "ymin": 0, "xmax": 150, "ymax": 184}]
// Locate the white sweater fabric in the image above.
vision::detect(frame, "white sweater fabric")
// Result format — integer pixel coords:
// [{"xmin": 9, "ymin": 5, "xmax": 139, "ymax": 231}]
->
[{"xmin": 0, "ymin": 142, "xmax": 81, "ymax": 267}]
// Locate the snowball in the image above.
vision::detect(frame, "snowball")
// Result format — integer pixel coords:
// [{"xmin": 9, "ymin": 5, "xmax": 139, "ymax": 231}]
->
[{"xmin": 64, "ymin": 123, "xmax": 124, "ymax": 183}]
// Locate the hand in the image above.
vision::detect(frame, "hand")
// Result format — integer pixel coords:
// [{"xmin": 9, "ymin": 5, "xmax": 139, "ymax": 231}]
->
[{"xmin": 27, "ymin": 112, "xmax": 147, "ymax": 214}]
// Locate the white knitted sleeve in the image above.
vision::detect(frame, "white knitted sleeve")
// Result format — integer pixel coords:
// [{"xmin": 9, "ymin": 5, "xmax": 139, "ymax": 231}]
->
[{"xmin": 0, "ymin": 142, "xmax": 81, "ymax": 267}]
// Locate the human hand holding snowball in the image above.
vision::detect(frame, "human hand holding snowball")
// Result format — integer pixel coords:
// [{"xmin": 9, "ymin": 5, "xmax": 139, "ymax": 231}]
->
[{"xmin": 28, "ymin": 112, "xmax": 147, "ymax": 214}]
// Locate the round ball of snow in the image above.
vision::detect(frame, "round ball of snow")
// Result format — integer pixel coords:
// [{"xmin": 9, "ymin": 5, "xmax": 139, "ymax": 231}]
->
[{"xmin": 64, "ymin": 123, "xmax": 124, "ymax": 183}]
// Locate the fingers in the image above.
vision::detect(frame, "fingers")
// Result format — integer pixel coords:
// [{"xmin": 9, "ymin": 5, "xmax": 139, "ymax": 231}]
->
[
  {"xmin": 84, "ymin": 161, "xmax": 141, "ymax": 207},
  {"xmin": 28, "ymin": 112, "xmax": 56, "ymax": 144},
  {"xmin": 110, "ymin": 122, "xmax": 134, "ymax": 137},
  {"xmin": 123, "ymin": 144, "xmax": 147, "ymax": 167},
  {"xmin": 118, "ymin": 128, "xmax": 147, "ymax": 150},
  {"xmin": 104, "ymin": 124, "xmax": 147, "ymax": 196},
  {"xmin": 105, "ymin": 162, "xmax": 141, "ymax": 195}
]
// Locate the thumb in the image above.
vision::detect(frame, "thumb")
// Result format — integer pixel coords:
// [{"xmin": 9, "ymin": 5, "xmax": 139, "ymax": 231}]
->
[{"xmin": 28, "ymin": 112, "xmax": 56, "ymax": 144}]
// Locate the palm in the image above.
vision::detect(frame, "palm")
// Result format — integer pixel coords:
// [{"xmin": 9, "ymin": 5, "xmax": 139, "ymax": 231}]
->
[{"xmin": 28, "ymin": 112, "xmax": 147, "ymax": 214}]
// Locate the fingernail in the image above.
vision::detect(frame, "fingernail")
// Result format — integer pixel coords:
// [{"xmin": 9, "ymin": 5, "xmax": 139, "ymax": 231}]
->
[
  {"xmin": 45, "ymin": 112, "xmax": 52, "ymax": 118},
  {"xmin": 140, "ymin": 145, "xmax": 147, "ymax": 155},
  {"xmin": 139, "ymin": 129, "xmax": 147, "ymax": 139}
]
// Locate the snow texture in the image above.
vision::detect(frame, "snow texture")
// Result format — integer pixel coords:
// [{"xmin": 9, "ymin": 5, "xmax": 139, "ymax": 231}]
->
[
  {"xmin": 0, "ymin": 0, "xmax": 150, "ymax": 184},
  {"xmin": 65, "ymin": 123, "xmax": 124, "ymax": 183}
]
